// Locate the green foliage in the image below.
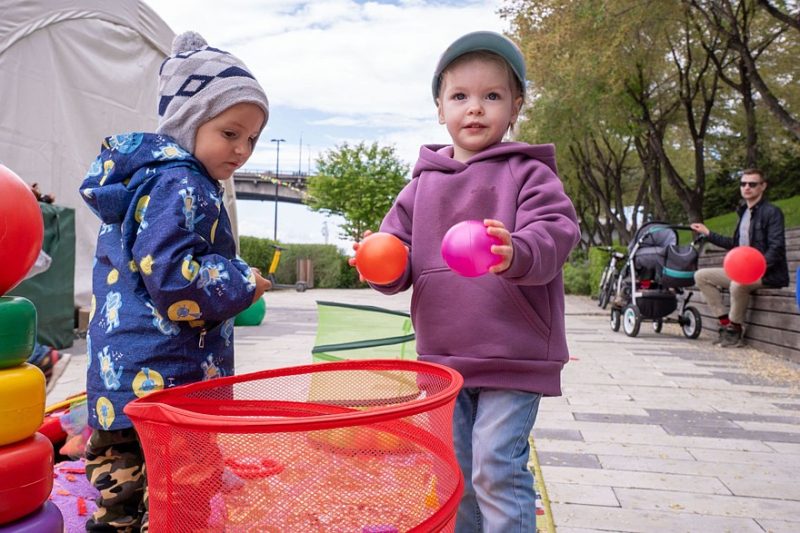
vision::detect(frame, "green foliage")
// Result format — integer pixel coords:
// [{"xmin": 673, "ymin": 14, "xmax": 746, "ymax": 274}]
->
[
  {"xmin": 339, "ymin": 255, "xmax": 368, "ymax": 289},
  {"xmin": 306, "ymin": 142, "xmax": 410, "ymax": 242},
  {"xmin": 563, "ymin": 262, "xmax": 593, "ymax": 295},
  {"xmin": 503, "ymin": 0, "xmax": 800, "ymax": 241},
  {"xmin": 703, "ymin": 144, "xmax": 800, "ymax": 220},
  {"xmin": 238, "ymin": 236, "xmax": 274, "ymax": 273},
  {"xmin": 238, "ymin": 236, "xmax": 352, "ymax": 288}
]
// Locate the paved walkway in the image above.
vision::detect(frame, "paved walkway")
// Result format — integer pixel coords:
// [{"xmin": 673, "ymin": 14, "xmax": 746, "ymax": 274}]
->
[{"xmin": 48, "ymin": 289, "xmax": 800, "ymax": 532}]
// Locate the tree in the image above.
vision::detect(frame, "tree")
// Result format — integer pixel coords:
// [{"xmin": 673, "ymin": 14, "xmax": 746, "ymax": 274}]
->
[
  {"xmin": 306, "ymin": 142, "xmax": 410, "ymax": 243},
  {"xmin": 684, "ymin": 0, "xmax": 800, "ymax": 141}
]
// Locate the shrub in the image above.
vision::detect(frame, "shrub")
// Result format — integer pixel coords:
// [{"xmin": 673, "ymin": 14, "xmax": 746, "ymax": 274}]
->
[{"xmin": 238, "ymin": 237, "xmax": 352, "ymax": 288}]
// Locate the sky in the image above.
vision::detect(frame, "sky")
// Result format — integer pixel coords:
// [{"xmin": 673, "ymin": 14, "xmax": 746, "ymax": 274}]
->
[{"xmin": 144, "ymin": 0, "xmax": 509, "ymax": 252}]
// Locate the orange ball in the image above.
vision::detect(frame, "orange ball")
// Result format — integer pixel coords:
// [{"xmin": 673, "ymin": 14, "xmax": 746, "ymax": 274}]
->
[{"xmin": 355, "ymin": 233, "xmax": 407, "ymax": 284}]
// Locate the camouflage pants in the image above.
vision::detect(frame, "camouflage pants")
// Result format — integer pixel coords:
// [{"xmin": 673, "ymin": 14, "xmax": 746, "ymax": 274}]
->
[{"xmin": 85, "ymin": 428, "xmax": 149, "ymax": 533}]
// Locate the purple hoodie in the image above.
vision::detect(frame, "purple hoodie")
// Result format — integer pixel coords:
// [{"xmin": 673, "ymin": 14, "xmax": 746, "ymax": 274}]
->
[{"xmin": 373, "ymin": 142, "xmax": 581, "ymax": 396}]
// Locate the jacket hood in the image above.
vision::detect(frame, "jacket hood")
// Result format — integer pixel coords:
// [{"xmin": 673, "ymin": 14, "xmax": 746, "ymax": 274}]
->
[
  {"xmin": 79, "ymin": 133, "xmax": 207, "ymax": 224},
  {"xmin": 412, "ymin": 142, "xmax": 558, "ymax": 178}
]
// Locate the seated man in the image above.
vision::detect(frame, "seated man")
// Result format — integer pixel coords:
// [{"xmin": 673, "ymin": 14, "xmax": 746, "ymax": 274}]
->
[{"xmin": 690, "ymin": 168, "xmax": 789, "ymax": 347}]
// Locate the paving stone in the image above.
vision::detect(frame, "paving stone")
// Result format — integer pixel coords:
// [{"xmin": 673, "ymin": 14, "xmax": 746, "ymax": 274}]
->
[
  {"xmin": 573, "ymin": 411, "xmax": 741, "ymax": 428},
  {"xmin": 577, "ymin": 429, "xmax": 776, "ymax": 451},
  {"xmin": 538, "ymin": 451, "xmax": 601, "ymax": 469},
  {"xmin": 735, "ymin": 419, "xmax": 800, "ymax": 431},
  {"xmin": 763, "ymin": 441, "xmax": 800, "ymax": 453},
  {"xmin": 548, "ymin": 527, "xmax": 609, "ymax": 533},
  {"xmin": 774, "ymin": 402, "xmax": 800, "ymax": 411},
  {"xmin": 538, "ymin": 420, "xmax": 669, "ymax": 436},
  {"xmin": 661, "ymin": 424, "xmax": 800, "ymax": 443},
  {"xmin": 614, "ymin": 486, "xmax": 800, "ymax": 522},
  {"xmin": 709, "ymin": 371, "xmax": 787, "ymax": 386},
  {"xmin": 542, "ymin": 466, "xmax": 730, "ymax": 495},
  {"xmin": 533, "ymin": 428, "xmax": 584, "ymax": 441},
  {"xmin": 536, "ymin": 410, "xmax": 576, "ymax": 421},
  {"xmin": 534, "ymin": 440, "xmax": 697, "ymax": 461},
  {"xmin": 558, "ymin": 405, "xmax": 652, "ymax": 416},
  {"xmin": 549, "ymin": 502, "xmax": 765, "ymax": 532},
  {"xmin": 598, "ymin": 455, "xmax": 800, "ymax": 482},
  {"xmin": 687, "ymin": 447, "xmax": 800, "ymax": 467},
  {"xmin": 756, "ymin": 518, "xmax": 800, "ymax": 533},
  {"xmin": 545, "ymin": 481, "xmax": 619, "ymax": 506},
  {"xmin": 658, "ymin": 409, "xmax": 800, "ymax": 425},
  {"xmin": 719, "ymin": 476, "xmax": 800, "ymax": 500}
]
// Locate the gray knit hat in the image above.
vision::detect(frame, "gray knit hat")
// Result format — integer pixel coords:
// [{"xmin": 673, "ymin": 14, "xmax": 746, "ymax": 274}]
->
[{"xmin": 156, "ymin": 31, "xmax": 270, "ymax": 153}]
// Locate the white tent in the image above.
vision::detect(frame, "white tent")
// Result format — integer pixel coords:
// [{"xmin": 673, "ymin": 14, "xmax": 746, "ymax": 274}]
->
[{"xmin": 0, "ymin": 1, "xmax": 240, "ymax": 310}]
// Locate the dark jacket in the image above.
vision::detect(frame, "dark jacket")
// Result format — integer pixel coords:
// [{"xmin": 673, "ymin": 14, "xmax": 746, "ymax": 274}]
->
[{"xmin": 706, "ymin": 198, "xmax": 789, "ymax": 288}]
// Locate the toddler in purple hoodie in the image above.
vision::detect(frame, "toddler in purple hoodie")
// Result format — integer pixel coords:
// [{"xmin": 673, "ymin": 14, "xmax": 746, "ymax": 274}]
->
[{"xmin": 354, "ymin": 31, "xmax": 581, "ymax": 532}]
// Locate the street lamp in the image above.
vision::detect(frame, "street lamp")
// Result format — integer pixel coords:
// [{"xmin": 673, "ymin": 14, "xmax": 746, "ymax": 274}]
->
[{"xmin": 271, "ymin": 138, "xmax": 285, "ymax": 241}]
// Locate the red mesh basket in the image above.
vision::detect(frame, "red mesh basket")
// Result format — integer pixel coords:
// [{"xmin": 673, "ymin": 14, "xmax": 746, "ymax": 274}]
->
[{"xmin": 124, "ymin": 359, "xmax": 464, "ymax": 533}]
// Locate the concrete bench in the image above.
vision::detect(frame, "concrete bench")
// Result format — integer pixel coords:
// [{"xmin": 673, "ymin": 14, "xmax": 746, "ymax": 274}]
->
[{"xmin": 691, "ymin": 227, "xmax": 800, "ymax": 363}]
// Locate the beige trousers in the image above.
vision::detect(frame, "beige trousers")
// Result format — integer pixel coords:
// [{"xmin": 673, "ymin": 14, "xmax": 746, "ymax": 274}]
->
[{"xmin": 693, "ymin": 267, "xmax": 763, "ymax": 325}]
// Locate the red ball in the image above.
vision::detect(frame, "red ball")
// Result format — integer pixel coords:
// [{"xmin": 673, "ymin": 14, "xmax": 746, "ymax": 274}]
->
[
  {"xmin": 723, "ymin": 246, "xmax": 767, "ymax": 285},
  {"xmin": 355, "ymin": 232, "xmax": 408, "ymax": 284},
  {"xmin": 0, "ymin": 165, "xmax": 44, "ymax": 296}
]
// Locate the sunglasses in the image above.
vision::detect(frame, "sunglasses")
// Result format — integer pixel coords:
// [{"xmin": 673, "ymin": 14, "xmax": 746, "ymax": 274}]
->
[{"xmin": 740, "ymin": 181, "xmax": 763, "ymax": 188}]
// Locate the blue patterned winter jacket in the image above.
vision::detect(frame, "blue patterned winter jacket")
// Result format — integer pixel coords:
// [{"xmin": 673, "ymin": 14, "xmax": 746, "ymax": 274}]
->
[{"xmin": 79, "ymin": 133, "xmax": 258, "ymax": 430}]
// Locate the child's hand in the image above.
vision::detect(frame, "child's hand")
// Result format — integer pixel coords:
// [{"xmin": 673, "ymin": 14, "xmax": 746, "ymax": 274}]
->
[
  {"xmin": 485, "ymin": 219, "xmax": 513, "ymax": 274},
  {"xmin": 348, "ymin": 230, "xmax": 374, "ymax": 283},
  {"xmin": 252, "ymin": 270, "xmax": 271, "ymax": 302}
]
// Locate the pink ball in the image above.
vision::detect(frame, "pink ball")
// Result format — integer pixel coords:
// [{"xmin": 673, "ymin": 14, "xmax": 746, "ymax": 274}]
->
[{"xmin": 441, "ymin": 220, "xmax": 502, "ymax": 277}]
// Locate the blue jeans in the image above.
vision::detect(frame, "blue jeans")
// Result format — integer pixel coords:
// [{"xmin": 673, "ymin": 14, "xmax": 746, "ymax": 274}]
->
[{"xmin": 453, "ymin": 387, "xmax": 542, "ymax": 533}]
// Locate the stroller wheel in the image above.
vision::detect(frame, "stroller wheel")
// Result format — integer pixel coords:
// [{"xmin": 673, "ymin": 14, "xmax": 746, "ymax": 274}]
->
[
  {"xmin": 652, "ymin": 319, "xmax": 663, "ymax": 333},
  {"xmin": 610, "ymin": 308, "xmax": 621, "ymax": 332},
  {"xmin": 622, "ymin": 304, "xmax": 641, "ymax": 337},
  {"xmin": 681, "ymin": 306, "xmax": 702, "ymax": 339}
]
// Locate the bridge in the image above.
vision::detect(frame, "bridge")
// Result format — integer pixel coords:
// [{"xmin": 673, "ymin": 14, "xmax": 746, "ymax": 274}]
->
[{"xmin": 232, "ymin": 170, "xmax": 311, "ymax": 204}]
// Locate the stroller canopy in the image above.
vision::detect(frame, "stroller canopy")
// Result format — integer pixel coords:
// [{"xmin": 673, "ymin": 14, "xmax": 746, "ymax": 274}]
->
[{"xmin": 628, "ymin": 222, "xmax": 678, "ymax": 253}]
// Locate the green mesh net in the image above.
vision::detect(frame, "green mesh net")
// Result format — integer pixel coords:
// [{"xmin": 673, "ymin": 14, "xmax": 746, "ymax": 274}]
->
[{"xmin": 312, "ymin": 301, "xmax": 416, "ymax": 363}]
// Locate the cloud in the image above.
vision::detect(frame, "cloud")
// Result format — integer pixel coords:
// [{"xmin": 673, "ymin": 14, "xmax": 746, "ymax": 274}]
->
[
  {"xmin": 147, "ymin": 0, "xmax": 506, "ymax": 120},
  {"xmin": 144, "ymin": 0, "xmax": 509, "ymax": 241}
]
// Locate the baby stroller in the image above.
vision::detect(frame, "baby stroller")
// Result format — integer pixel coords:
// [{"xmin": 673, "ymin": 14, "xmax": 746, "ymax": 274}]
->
[{"xmin": 610, "ymin": 222, "xmax": 705, "ymax": 338}]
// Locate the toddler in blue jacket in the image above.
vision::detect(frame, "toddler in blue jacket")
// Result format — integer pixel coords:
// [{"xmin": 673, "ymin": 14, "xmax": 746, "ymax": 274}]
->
[{"xmin": 79, "ymin": 31, "xmax": 270, "ymax": 532}]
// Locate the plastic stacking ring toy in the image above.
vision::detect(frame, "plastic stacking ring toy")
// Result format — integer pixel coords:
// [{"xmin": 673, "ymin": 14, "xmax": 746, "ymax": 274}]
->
[
  {"xmin": 441, "ymin": 220, "xmax": 502, "ymax": 277},
  {"xmin": 0, "ymin": 500, "xmax": 63, "ymax": 532},
  {"xmin": 0, "ymin": 433, "xmax": 54, "ymax": 524},
  {"xmin": 0, "ymin": 296, "xmax": 37, "ymax": 369},
  {"xmin": 723, "ymin": 246, "xmax": 766, "ymax": 285},
  {"xmin": 355, "ymin": 233, "xmax": 408, "ymax": 285},
  {"xmin": 0, "ymin": 363, "xmax": 46, "ymax": 446}
]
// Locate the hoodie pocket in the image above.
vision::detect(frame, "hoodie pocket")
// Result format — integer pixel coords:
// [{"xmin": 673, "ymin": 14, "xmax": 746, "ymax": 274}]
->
[{"xmin": 410, "ymin": 268, "xmax": 551, "ymax": 358}]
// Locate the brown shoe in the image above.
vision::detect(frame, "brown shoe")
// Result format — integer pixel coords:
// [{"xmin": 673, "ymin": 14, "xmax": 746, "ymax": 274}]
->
[
  {"xmin": 711, "ymin": 327, "xmax": 725, "ymax": 345},
  {"xmin": 719, "ymin": 326, "xmax": 743, "ymax": 347}
]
